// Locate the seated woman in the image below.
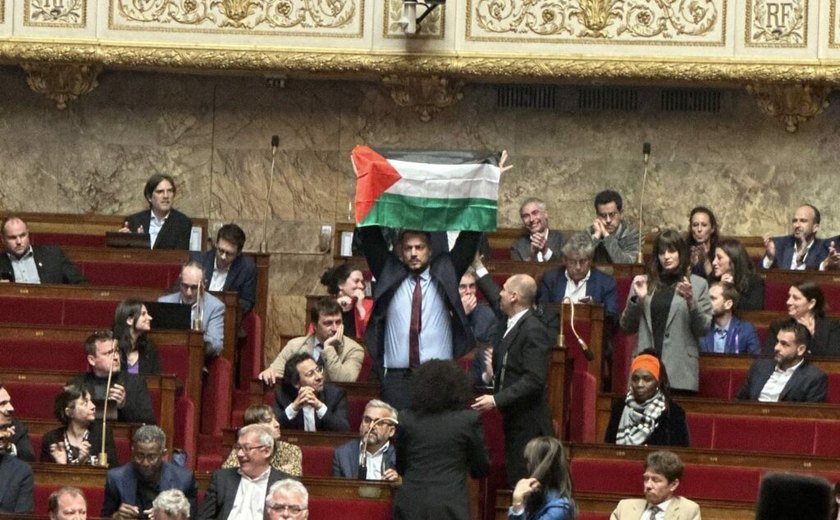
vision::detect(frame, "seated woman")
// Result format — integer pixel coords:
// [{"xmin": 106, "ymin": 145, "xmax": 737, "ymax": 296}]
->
[
  {"xmin": 711, "ymin": 238, "xmax": 764, "ymax": 311},
  {"xmin": 508, "ymin": 436, "xmax": 576, "ymax": 520},
  {"xmin": 41, "ymin": 383, "xmax": 117, "ymax": 467},
  {"xmin": 687, "ymin": 206, "xmax": 719, "ymax": 278},
  {"xmin": 222, "ymin": 404, "xmax": 302, "ymax": 476},
  {"xmin": 763, "ymin": 281, "xmax": 840, "ymax": 357},
  {"xmin": 113, "ymin": 299, "xmax": 160, "ymax": 376},
  {"xmin": 319, "ymin": 263, "xmax": 372, "ymax": 338},
  {"xmin": 605, "ymin": 351, "xmax": 689, "ymax": 447}
]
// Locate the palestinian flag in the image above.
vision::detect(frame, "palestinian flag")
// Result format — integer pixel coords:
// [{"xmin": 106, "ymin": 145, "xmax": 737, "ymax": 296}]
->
[{"xmin": 351, "ymin": 145, "xmax": 501, "ymax": 232}]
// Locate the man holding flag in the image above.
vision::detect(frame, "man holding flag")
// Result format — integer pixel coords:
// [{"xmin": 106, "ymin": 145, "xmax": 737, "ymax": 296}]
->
[{"xmin": 351, "ymin": 146, "xmax": 509, "ymax": 410}]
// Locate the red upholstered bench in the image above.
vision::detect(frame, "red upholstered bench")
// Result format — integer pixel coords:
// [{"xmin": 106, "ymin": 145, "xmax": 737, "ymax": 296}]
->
[
  {"xmin": 711, "ymin": 416, "xmax": 816, "ymax": 455},
  {"xmin": 77, "ymin": 261, "xmax": 180, "ymax": 289},
  {"xmin": 0, "ymin": 297, "xmax": 64, "ymax": 325},
  {"xmin": 763, "ymin": 280, "xmax": 789, "ymax": 311},
  {"xmin": 685, "ymin": 414, "xmax": 715, "ymax": 449},
  {"xmin": 697, "ymin": 369, "xmax": 738, "ymax": 400},
  {"xmin": 571, "ymin": 458, "xmax": 641, "ymax": 495},
  {"xmin": 301, "ymin": 445, "xmax": 335, "ymax": 477},
  {"xmin": 679, "ymin": 465, "xmax": 762, "ymax": 502},
  {"xmin": 30, "ymin": 232, "xmax": 108, "ymax": 247},
  {"xmin": 309, "ymin": 497, "xmax": 392, "ymax": 520},
  {"xmin": 0, "ymin": 340, "xmax": 88, "ymax": 372},
  {"xmin": 62, "ymin": 300, "xmax": 119, "ymax": 327}
]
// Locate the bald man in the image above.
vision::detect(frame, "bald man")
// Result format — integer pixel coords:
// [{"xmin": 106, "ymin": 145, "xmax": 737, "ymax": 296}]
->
[
  {"xmin": 0, "ymin": 217, "xmax": 87, "ymax": 285},
  {"xmin": 472, "ymin": 273, "xmax": 554, "ymax": 487}
]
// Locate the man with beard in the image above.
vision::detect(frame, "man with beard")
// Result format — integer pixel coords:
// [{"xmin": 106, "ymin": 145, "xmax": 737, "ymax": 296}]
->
[
  {"xmin": 332, "ymin": 399, "xmax": 398, "ymax": 481},
  {"xmin": 762, "ymin": 204, "xmax": 828, "ymax": 270}
]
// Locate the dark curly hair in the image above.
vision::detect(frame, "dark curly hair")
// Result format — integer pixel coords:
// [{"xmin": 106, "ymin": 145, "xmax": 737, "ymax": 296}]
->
[
  {"xmin": 319, "ymin": 263, "xmax": 355, "ymax": 296},
  {"xmin": 409, "ymin": 360, "xmax": 472, "ymax": 416},
  {"xmin": 54, "ymin": 383, "xmax": 91, "ymax": 425}
]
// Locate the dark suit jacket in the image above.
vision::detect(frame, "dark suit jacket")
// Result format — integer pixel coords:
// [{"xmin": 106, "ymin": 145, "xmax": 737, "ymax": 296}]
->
[
  {"xmin": 10, "ymin": 418, "xmax": 34, "ymax": 462},
  {"xmin": 492, "ymin": 309, "xmax": 554, "ymax": 486},
  {"xmin": 767, "ymin": 236, "xmax": 828, "ymax": 270},
  {"xmin": 699, "ymin": 316, "xmax": 761, "ymax": 354},
  {"xmin": 0, "ymin": 453, "xmax": 33, "ymax": 513},
  {"xmin": 359, "ymin": 226, "xmax": 478, "ymax": 377},
  {"xmin": 538, "ymin": 267, "xmax": 619, "ymax": 323},
  {"xmin": 604, "ymin": 398, "xmax": 690, "ymax": 447},
  {"xmin": 736, "ymin": 358, "xmax": 827, "ymax": 402},
  {"xmin": 40, "ymin": 423, "xmax": 118, "ymax": 467},
  {"xmin": 332, "ymin": 440, "xmax": 396, "ymax": 479},
  {"xmin": 72, "ymin": 372, "xmax": 156, "ymax": 425},
  {"xmin": 0, "ymin": 245, "xmax": 87, "ymax": 284},
  {"xmin": 274, "ymin": 384, "xmax": 349, "ymax": 432},
  {"xmin": 192, "ymin": 249, "xmax": 257, "ymax": 315},
  {"xmin": 762, "ymin": 318, "xmax": 840, "ymax": 357},
  {"xmin": 102, "ymin": 461, "xmax": 198, "ymax": 518},
  {"xmin": 198, "ymin": 467, "xmax": 291, "ymax": 520},
  {"xmin": 126, "ymin": 208, "xmax": 192, "ymax": 250},
  {"xmin": 510, "ymin": 229, "xmax": 564, "ymax": 262},
  {"xmin": 393, "ymin": 409, "xmax": 489, "ymax": 520}
]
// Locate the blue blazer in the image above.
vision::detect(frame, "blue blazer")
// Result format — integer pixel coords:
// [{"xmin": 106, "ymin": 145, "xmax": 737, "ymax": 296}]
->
[
  {"xmin": 0, "ymin": 454, "xmax": 32, "ymax": 513},
  {"xmin": 768, "ymin": 236, "xmax": 828, "ymax": 270},
  {"xmin": 736, "ymin": 358, "xmax": 827, "ymax": 402},
  {"xmin": 102, "ymin": 461, "xmax": 198, "ymax": 518},
  {"xmin": 332, "ymin": 439, "xmax": 396, "ymax": 479},
  {"xmin": 192, "ymin": 249, "xmax": 257, "ymax": 315},
  {"xmin": 537, "ymin": 268, "xmax": 619, "ymax": 323},
  {"xmin": 699, "ymin": 317, "xmax": 761, "ymax": 354}
]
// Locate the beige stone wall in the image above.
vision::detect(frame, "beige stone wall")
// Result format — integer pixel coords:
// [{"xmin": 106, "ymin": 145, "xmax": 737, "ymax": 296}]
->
[{"xmin": 1, "ymin": 66, "xmax": 838, "ymax": 357}]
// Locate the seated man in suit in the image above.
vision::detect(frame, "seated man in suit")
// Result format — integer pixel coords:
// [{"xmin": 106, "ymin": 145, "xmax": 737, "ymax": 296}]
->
[
  {"xmin": 589, "ymin": 190, "xmax": 641, "ymax": 264},
  {"xmin": 538, "ymin": 231, "xmax": 619, "ymax": 325},
  {"xmin": 699, "ymin": 281, "xmax": 761, "ymax": 354},
  {"xmin": 71, "ymin": 330, "xmax": 156, "ymax": 424},
  {"xmin": 48, "ymin": 486, "xmax": 87, "ymax": 520},
  {"xmin": 265, "ymin": 480, "xmax": 309, "ymax": 520},
  {"xmin": 159, "ymin": 261, "xmax": 225, "ymax": 356},
  {"xmin": 192, "ymin": 223, "xmax": 257, "ymax": 317},
  {"xmin": 274, "ymin": 353, "xmax": 349, "ymax": 432},
  {"xmin": 0, "ymin": 413, "xmax": 33, "ymax": 514},
  {"xmin": 259, "ymin": 298, "xmax": 364, "ymax": 384},
  {"xmin": 762, "ymin": 204, "xmax": 828, "ymax": 270},
  {"xmin": 511, "ymin": 197, "xmax": 563, "ymax": 262},
  {"xmin": 332, "ymin": 399, "xmax": 398, "ymax": 481},
  {"xmin": 121, "ymin": 174, "xmax": 193, "ymax": 250},
  {"xmin": 199, "ymin": 424, "xmax": 294, "ymax": 520},
  {"xmin": 0, "ymin": 384, "xmax": 34, "ymax": 462},
  {"xmin": 611, "ymin": 450, "xmax": 700, "ymax": 520},
  {"xmin": 0, "ymin": 216, "xmax": 87, "ymax": 284},
  {"xmin": 102, "ymin": 425, "xmax": 198, "ymax": 519},
  {"xmin": 737, "ymin": 321, "xmax": 827, "ymax": 402}
]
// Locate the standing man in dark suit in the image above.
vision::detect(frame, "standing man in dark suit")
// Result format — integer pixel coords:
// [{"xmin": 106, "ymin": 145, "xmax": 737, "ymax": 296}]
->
[
  {"xmin": 0, "ymin": 413, "xmax": 33, "ymax": 514},
  {"xmin": 198, "ymin": 424, "xmax": 293, "ymax": 520},
  {"xmin": 332, "ymin": 399, "xmax": 398, "ymax": 481},
  {"xmin": 360, "ymin": 226, "xmax": 479, "ymax": 410},
  {"xmin": 0, "ymin": 217, "xmax": 87, "ymax": 284},
  {"xmin": 737, "ymin": 321, "xmax": 827, "ymax": 402},
  {"xmin": 122, "ymin": 174, "xmax": 193, "ymax": 250},
  {"xmin": 510, "ymin": 198, "xmax": 564, "ymax": 262},
  {"xmin": 472, "ymin": 274, "xmax": 554, "ymax": 487},
  {"xmin": 102, "ymin": 425, "xmax": 198, "ymax": 519},
  {"xmin": 762, "ymin": 204, "xmax": 828, "ymax": 270},
  {"xmin": 274, "ymin": 353, "xmax": 349, "ymax": 432},
  {"xmin": 192, "ymin": 223, "xmax": 257, "ymax": 317}
]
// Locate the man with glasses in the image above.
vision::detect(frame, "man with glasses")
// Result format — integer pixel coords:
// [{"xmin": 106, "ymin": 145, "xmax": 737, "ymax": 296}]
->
[
  {"xmin": 275, "ymin": 353, "xmax": 349, "ymax": 432},
  {"xmin": 265, "ymin": 479, "xmax": 309, "ymax": 519},
  {"xmin": 159, "ymin": 261, "xmax": 225, "ymax": 356},
  {"xmin": 71, "ymin": 331, "xmax": 155, "ymax": 424},
  {"xmin": 200, "ymin": 424, "xmax": 294, "ymax": 520},
  {"xmin": 192, "ymin": 223, "xmax": 257, "ymax": 317},
  {"xmin": 102, "ymin": 425, "xmax": 197, "ymax": 519},
  {"xmin": 589, "ymin": 190, "xmax": 641, "ymax": 264},
  {"xmin": 332, "ymin": 399, "xmax": 398, "ymax": 481}
]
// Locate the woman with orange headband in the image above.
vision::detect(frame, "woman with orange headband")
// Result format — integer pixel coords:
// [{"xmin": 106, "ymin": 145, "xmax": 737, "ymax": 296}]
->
[{"xmin": 604, "ymin": 351, "xmax": 689, "ymax": 446}]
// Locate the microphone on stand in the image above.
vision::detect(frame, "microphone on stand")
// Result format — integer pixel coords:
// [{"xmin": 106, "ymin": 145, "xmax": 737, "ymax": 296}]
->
[
  {"xmin": 99, "ymin": 342, "xmax": 117, "ymax": 467},
  {"xmin": 564, "ymin": 297, "xmax": 595, "ymax": 362},
  {"xmin": 260, "ymin": 135, "xmax": 280, "ymax": 253},
  {"xmin": 357, "ymin": 416, "xmax": 399, "ymax": 480},
  {"xmin": 637, "ymin": 142, "xmax": 651, "ymax": 264}
]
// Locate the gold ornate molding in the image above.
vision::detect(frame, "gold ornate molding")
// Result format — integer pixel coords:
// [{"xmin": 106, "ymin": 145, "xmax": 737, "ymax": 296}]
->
[
  {"xmin": 745, "ymin": 82, "xmax": 831, "ymax": 132},
  {"xmin": 382, "ymin": 75, "xmax": 464, "ymax": 122},
  {"xmin": 21, "ymin": 62, "xmax": 102, "ymax": 109}
]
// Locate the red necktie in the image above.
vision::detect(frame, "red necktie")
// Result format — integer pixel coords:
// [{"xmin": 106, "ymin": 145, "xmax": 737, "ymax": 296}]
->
[{"xmin": 409, "ymin": 275, "xmax": 422, "ymax": 368}]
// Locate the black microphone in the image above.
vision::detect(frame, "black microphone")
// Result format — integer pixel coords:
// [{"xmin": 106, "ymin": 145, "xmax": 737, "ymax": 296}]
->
[
  {"xmin": 271, "ymin": 135, "xmax": 280, "ymax": 150},
  {"xmin": 261, "ymin": 136, "xmax": 281, "ymax": 253},
  {"xmin": 643, "ymin": 142, "xmax": 651, "ymax": 164}
]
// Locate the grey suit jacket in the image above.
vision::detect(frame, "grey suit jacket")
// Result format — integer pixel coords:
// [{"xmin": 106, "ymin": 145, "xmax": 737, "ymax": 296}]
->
[
  {"xmin": 620, "ymin": 274, "xmax": 712, "ymax": 392},
  {"xmin": 611, "ymin": 497, "xmax": 701, "ymax": 520},
  {"xmin": 198, "ymin": 467, "xmax": 291, "ymax": 520},
  {"xmin": 510, "ymin": 229, "xmax": 564, "ymax": 261},
  {"xmin": 158, "ymin": 291, "xmax": 225, "ymax": 356}
]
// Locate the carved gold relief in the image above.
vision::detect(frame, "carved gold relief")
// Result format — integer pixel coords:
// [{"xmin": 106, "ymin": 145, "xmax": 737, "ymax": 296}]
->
[
  {"xmin": 746, "ymin": 0, "xmax": 805, "ymax": 47},
  {"xmin": 25, "ymin": 0, "xmax": 86, "ymax": 27},
  {"xmin": 745, "ymin": 83, "xmax": 830, "ymax": 132},
  {"xmin": 384, "ymin": 0, "xmax": 443, "ymax": 38},
  {"xmin": 21, "ymin": 62, "xmax": 102, "ymax": 109},
  {"xmin": 111, "ymin": 0, "xmax": 358, "ymax": 33},
  {"xmin": 469, "ymin": 0, "xmax": 721, "ymax": 43},
  {"xmin": 382, "ymin": 75, "xmax": 464, "ymax": 122}
]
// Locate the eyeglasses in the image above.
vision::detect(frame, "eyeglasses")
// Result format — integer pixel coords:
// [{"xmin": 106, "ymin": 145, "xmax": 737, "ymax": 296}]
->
[
  {"xmin": 267, "ymin": 504, "xmax": 307, "ymax": 515},
  {"xmin": 233, "ymin": 443, "xmax": 267, "ymax": 453}
]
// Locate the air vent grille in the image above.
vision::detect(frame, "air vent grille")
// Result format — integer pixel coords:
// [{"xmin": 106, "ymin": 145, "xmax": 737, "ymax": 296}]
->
[
  {"xmin": 661, "ymin": 88, "xmax": 721, "ymax": 113},
  {"xmin": 496, "ymin": 85, "xmax": 558, "ymax": 109},
  {"xmin": 577, "ymin": 87, "xmax": 639, "ymax": 111}
]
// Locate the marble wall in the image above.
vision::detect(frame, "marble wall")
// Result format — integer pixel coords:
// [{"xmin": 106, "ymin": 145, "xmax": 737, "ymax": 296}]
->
[{"xmin": 1, "ymin": 65, "xmax": 838, "ymax": 357}]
